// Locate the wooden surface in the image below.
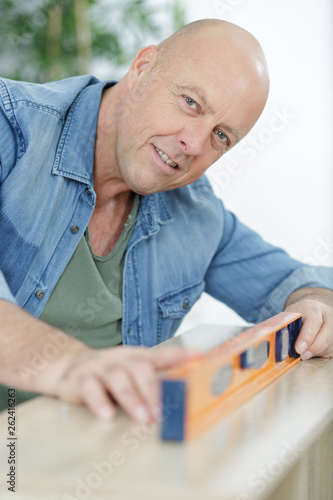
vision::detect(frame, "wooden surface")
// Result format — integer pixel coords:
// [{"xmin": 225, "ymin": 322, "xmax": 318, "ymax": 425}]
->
[{"xmin": 0, "ymin": 324, "xmax": 333, "ymax": 500}]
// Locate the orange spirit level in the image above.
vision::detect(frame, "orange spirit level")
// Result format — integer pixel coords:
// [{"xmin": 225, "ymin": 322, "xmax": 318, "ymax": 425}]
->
[{"xmin": 161, "ymin": 312, "xmax": 302, "ymax": 441}]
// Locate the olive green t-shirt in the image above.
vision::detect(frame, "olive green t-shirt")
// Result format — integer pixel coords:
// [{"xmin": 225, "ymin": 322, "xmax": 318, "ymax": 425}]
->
[
  {"xmin": 0, "ymin": 194, "xmax": 139, "ymax": 411},
  {"xmin": 40, "ymin": 193, "xmax": 139, "ymax": 346}
]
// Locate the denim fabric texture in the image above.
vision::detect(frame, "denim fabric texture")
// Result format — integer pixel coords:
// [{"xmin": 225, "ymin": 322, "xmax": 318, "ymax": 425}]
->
[{"xmin": 1, "ymin": 75, "xmax": 332, "ymax": 346}]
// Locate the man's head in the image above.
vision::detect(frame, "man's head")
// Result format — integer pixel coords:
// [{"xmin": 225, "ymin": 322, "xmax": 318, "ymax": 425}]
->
[{"xmin": 100, "ymin": 19, "xmax": 269, "ymax": 195}]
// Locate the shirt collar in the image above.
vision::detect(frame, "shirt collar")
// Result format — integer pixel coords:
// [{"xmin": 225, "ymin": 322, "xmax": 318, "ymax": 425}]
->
[{"xmin": 52, "ymin": 79, "xmax": 116, "ymax": 185}]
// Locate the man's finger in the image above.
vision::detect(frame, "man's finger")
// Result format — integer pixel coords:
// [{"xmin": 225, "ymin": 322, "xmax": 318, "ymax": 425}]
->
[
  {"xmin": 125, "ymin": 360, "xmax": 160, "ymax": 420},
  {"xmin": 103, "ymin": 366, "xmax": 150, "ymax": 422},
  {"xmin": 303, "ymin": 314, "xmax": 333, "ymax": 359},
  {"xmin": 294, "ymin": 308, "xmax": 323, "ymax": 356},
  {"xmin": 80, "ymin": 375, "xmax": 117, "ymax": 420},
  {"xmin": 146, "ymin": 347, "xmax": 202, "ymax": 370}
]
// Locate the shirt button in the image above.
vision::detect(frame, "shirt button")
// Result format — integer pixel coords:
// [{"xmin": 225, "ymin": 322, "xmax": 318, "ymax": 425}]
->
[
  {"xmin": 85, "ymin": 188, "xmax": 92, "ymax": 196},
  {"xmin": 71, "ymin": 225, "xmax": 79, "ymax": 234},
  {"xmin": 36, "ymin": 290, "xmax": 44, "ymax": 299},
  {"xmin": 182, "ymin": 299, "xmax": 189, "ymax": 310}
]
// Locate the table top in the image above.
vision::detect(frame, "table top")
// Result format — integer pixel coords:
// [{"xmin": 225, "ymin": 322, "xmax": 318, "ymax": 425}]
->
[{"xmin": 1, "ymin": 324, "xmax": 333, "ymax": 500}]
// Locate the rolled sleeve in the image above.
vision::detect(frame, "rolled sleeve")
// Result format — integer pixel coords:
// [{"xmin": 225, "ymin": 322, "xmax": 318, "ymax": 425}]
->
[
  {"xmin": 256, "ymin": 265, "xmax": 333, "ymax": 322},
  {"xmin": 0, "ymin": 90, "xmax": 18, "ymax": 182},
  {"xmin": 1, "ymin": 85, "xmax": 19, "ymax": 306}
]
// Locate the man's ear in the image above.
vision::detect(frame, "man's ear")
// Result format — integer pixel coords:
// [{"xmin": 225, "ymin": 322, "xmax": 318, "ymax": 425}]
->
[{"xmin": 127, "ymin": 45, "xmax": 158, "ymax": 90}]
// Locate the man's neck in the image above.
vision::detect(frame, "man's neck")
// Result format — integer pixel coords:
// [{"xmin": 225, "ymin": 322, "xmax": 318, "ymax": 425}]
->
[
  {"xmin": 93, "ymin": 81, "xmax": 131, "ymax": 206},
  {"xmin": 89, "ymin": 80, "xmax": 136, "ymax": 256}
]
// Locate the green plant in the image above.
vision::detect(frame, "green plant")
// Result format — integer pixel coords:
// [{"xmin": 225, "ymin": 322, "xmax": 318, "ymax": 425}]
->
[{"xmin": 0, "ymin": 0, "xmax": 186, "ymax": 82}]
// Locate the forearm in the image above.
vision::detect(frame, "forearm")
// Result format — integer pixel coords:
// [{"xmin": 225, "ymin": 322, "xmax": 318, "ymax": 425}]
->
[
  {"xmin": 0, "ymin": 299, "xmax": 199, "ymax": 422},
  {"xmin": 0, "ymin": 299, "xmax": 90, "ymax": 395},
  {"xmin": 285, "ymin": 287, "xmax": 333, "ymax": 309}
]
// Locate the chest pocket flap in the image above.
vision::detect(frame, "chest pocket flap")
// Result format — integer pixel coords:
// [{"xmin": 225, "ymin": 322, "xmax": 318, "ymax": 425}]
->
[{"xmin": 158, "ymin": 280, "xmax": 205, "ymax": 319}]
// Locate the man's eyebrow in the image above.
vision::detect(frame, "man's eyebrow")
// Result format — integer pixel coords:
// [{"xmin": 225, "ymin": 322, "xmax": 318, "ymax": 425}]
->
[
  {"xmin": 178, "ymin": 84, "xmax": 214, "ymax": 112},
  {"xmin": 177, "ymin": 84, "xmax": 243, "ymax": 142}
]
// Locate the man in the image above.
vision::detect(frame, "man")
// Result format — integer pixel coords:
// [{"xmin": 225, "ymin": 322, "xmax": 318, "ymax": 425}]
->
[{"xmin": 0, "ymin": 19, "xmax": 332, "ymax": 423}]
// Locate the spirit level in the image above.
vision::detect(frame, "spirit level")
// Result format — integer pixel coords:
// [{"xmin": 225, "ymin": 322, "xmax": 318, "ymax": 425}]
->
[{"xmin": 161, "ymin": 312, "xmax": 302, "ymax": 441}]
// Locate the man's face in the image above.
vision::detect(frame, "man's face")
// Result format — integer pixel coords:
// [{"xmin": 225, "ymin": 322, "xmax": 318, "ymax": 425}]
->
[{"xmin": 113, "ymin": 37, "xmax": 268, "ymax": 195}]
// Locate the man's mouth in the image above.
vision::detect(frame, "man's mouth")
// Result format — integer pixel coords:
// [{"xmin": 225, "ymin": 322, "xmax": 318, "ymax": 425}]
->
[{"xmin": 154, "ymin": 147, "xmax": 178, "ymax": 168}]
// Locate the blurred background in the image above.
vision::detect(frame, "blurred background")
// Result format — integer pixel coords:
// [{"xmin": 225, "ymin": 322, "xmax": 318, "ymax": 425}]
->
[
  {"xmin": 1, "ymin": 0, "xmax": 332, "ymax": 330},
  {"xmin": 0, "ymin": 0, "xmax": 186, "ymax": 81}
]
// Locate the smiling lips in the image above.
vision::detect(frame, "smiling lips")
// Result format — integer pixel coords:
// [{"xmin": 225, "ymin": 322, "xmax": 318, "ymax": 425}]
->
[{"xmin": 154, "ymin": 146, "xmax": 178, "ymax": 168}]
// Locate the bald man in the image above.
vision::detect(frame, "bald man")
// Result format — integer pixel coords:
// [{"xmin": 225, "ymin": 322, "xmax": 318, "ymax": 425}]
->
[{"xmin": 0, "ymin": 20, "xmax": 332, "ymax": 422}]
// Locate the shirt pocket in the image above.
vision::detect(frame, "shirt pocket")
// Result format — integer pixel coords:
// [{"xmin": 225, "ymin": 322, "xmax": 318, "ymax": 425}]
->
[{"xmin": 157, "ymin": 280, "xmax": 205, "ymax": 343}]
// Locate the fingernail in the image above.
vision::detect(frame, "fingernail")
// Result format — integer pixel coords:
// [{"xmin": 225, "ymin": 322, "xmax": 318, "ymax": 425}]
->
[
  {"xmin": 297, "ymin": 341, "xmax": 308, "ymax": 355},
  {"xmin": 99, "ymin": 406, "xmax": 115, "ymax": 420},
  {"xmin": 301, "ymin": 350, "xmax": 313, "ymax": 360},
  {"xmin": 134, "ymin": 406, "xmax": 149, "ymax": 422}
]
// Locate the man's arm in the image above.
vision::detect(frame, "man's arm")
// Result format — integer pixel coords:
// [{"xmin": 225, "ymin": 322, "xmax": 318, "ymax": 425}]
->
[
  {"xmin": 284, "ymin": 287, "xmax": 333, "ymax": 359},
  {"xmin": 0, "ymin": 300, "xmax": 198, "ymax": 421}
]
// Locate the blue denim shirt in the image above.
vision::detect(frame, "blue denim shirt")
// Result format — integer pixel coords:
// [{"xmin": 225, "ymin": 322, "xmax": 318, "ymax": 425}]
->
[{"xmin": 1, "ymin": 75, "xmax": 332, "ymax": 347}]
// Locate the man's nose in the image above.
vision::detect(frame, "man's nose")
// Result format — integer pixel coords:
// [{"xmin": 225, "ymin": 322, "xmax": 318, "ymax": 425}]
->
[{"xmin": 177, "ymin": 121, "xmax": 210, "ymax": 156}]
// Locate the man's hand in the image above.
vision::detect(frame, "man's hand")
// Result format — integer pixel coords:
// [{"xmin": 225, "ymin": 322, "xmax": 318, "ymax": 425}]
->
[
  {"xmin": 0, "ymin": 300, "xmax": 199, "ymax": 423},
  {"xmin": 284, "ymin": 287, "xmax": 333, "ymax": 360},
  {"xmin": 53, "ymin": 345, "xmax": 198, "ymax": 423}
]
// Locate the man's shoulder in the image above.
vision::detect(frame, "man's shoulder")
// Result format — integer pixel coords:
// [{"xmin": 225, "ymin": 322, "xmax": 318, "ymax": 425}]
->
[{"xmin": 0, "ymin": 75, "xmax": 101, "ymax": 114}]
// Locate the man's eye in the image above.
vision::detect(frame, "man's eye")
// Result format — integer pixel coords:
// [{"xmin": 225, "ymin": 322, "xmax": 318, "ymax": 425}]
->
[
  {"xmin": 216, "ymin": 130, "xmax": 228, "ymax": 143},
  {"xmin": 184, "ymin": 96, "xmax": 198, "ymax": 110}
]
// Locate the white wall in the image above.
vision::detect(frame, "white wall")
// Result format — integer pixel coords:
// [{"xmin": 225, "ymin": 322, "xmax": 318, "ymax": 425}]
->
[{"xmin": 178, "ymin": 0, "xmax": 333, "ymax": 332}]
